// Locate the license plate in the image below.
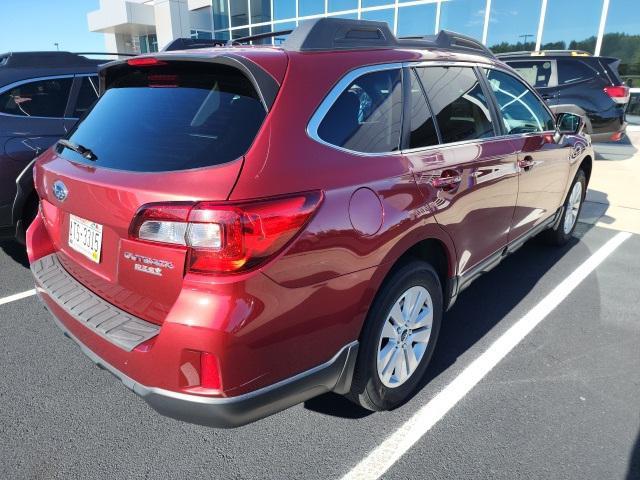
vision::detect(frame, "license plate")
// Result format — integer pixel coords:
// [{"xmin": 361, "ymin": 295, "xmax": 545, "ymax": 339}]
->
[{"xmin": 68, "ymin": 214, "xmax": 103, "ymax": 263}]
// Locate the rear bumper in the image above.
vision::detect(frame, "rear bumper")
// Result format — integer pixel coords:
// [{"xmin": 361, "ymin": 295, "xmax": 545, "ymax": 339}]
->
[
  {"xmin": 32, "ymin": 251, "xmax": 359, "ymax": 428},
  {"xmin": 41, "ymin": 299, "xmax": 358, "ymax": 427}
]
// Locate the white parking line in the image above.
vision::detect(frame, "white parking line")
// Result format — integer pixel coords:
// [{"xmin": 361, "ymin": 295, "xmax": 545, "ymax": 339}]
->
[
  {"xmin": 342, "ymin": 231, "xmax": 632, "ymax": 480},
  {"xmin": 0, "ymin": 289, "xmax": 37, "ymax": 306}
]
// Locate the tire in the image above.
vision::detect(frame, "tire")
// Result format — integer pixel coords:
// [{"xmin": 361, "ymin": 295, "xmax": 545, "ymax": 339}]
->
[
  {"xmin": 543, "ymin": 169, "xmax": 587, "ymax": 246},
  {"xmin": 347, "ymin": 260, "xmax": 442, "ymax": 411}
]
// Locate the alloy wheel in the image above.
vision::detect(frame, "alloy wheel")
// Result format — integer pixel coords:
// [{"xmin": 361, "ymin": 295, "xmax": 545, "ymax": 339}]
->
[{"xmin": 376, "ymin": 285, "xmax": 433, "ymax": 388}]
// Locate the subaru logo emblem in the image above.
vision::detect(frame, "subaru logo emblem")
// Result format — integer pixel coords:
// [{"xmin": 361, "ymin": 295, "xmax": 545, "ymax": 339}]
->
[{"xmin": 52, "ymin": 180, "xmax": 68, "ymax": 202}]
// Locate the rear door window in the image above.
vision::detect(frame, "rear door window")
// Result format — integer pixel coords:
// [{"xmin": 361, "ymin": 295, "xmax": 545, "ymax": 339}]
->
[
  {"xmin": 0, "ymin": 77, "xmax": 72, "ymax": 117},
  {"xmin": 58, "ymin": 62, "xmax": 267, "ymax": 172},
  {"xmin": 557, "ymin": 59, "xmax": 597, "ymax": 85},
  {"xmin": 414, "ymin": 66, "xmax": 495, "ymax": 144},
  {"xmin": 507, "ymin": 60, "xmax": 555, "ymax": 88},
  {"xmin": 408, "ymin": 69, "xmax": 439, "ymax": 149},
  {"xmin": 72, "ymin": 76, "xmax": 99, "ymax": 118},
  {"xmin": 484, "ymin": 68, "xmax": 555, "ymax": 134},
  {"xmin": 317, "ymin": 68, "xmax": 403, "ymax": 153}
]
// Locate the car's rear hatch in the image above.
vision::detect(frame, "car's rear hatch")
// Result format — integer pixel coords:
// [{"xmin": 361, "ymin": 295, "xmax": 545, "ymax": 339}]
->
[{"xmin": 34, "ymin": 52, "xmax": 286, "ymax": 325}]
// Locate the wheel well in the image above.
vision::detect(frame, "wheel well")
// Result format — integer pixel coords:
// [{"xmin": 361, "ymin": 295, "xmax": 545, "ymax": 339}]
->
[
  {"xmin": 397, "ymin": 238, "xmax": 451, "ymax": 299},
  {"xmin": 579, "ymin": 155, "xmax": 592, "ymax": 186}
]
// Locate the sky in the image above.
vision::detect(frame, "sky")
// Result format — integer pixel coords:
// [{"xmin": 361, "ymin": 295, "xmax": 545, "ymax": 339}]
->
[{"xmin": 0, "ymin": 0, "xmax": 104, "ymax": 53}]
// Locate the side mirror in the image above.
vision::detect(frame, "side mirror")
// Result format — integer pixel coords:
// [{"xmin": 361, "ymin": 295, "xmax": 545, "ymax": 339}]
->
[{"xmin": 554, "ymin": 112, "xmax": 585, "ymax": 142}]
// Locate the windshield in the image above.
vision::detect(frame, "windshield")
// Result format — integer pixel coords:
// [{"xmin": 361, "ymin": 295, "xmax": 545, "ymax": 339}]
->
[{"xmin": 57, "ymin": 62, "xmax": 266, "ymax": 172}]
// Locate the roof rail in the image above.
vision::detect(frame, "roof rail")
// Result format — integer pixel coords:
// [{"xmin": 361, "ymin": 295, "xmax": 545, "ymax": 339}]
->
[
  {"xmin": 496, "ymin": 50, "xmax": 592, "ymax": 58},
  {"xmin": 283, "ymin": 18, "xmax": 397, "ymax": 52},
  {"xmin": 162, "ymin": 37, "xmax": 228, "ymax": 51},
  {"xmin": 280, "ymin": 18, "xmax": 495, "ymax": 58},
  {"xmin": 404, "ymin": 30, "xmax": 496, "ymax": 58},
  {"xmin": 0, "ymin": 51, "xmax": 106, "ymax": 68},
  {"xmin": 227, "ymin": 29, "xmax": 294, "ymax": 46}
]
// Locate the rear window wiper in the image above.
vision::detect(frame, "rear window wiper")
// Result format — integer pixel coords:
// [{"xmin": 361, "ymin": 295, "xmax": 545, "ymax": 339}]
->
[{"xmin": 57, "ymin": 139, "xmax": 98, "ymax": 161}]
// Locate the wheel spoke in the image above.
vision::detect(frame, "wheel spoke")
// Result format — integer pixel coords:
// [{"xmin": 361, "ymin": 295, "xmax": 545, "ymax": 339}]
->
[
  {"xmin": 408, "ymin": 288, "xmax": 428, "ymax": 326},
  {"xmin": 405, "ymin": 345, "xmax": 419, "ymax": 373},
  {"xmin": 394, "ymin": 349, "xmax": 406, "ymax": 382},
  {"xmin": 411, "ymin": 327, "xmax": 431, "ymax": 344},
  {"xmin": 381, "ymin": 319, "xmax": 397, "ymax": 340},
  {"xmin": 411, "ymin": 306, "xmax": 431, "ymax": 329},
  {"xmin": 381, "ymin": 347, "xmax": 399, "ymax": 383},
  {"xmin": 389, "ymin": 302, "xmax": 405, "ymax": 326}
]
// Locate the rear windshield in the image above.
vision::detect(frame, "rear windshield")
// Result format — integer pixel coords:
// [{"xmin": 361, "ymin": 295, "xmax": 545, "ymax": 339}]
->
[{"xmin": 57, "ymin": 62, "xmax": 266, "ymax": 172}]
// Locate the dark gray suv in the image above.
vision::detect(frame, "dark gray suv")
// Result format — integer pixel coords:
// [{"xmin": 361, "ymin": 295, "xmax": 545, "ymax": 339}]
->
[{"xmin": 0, "ymin": 51, "xmax": 103, "ymax": 243}]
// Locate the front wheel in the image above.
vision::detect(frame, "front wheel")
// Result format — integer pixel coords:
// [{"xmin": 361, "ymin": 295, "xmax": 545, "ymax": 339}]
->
[
  {"xmin": 347, "ymin": 261, "xmax": 442, "ymax": 411},
  {"xmin": 544, "ymin": 169, "xmax": 586, "ymax": 246}
]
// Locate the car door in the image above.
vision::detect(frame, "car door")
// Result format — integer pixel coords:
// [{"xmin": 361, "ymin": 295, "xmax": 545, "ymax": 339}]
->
[
  {"xmin": 405, "ymin": 64, "xmax": 519, "ymax": 277},
  {"xmin": 0, "ymin": 75, "xmax": 74, "ymax": 215},
  {"xmin": 482, "ymin": 67, "xmax": 571, "ymax": 241}
]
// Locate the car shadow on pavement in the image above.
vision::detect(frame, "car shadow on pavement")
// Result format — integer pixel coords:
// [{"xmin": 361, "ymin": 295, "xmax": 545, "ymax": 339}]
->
[
  {"xmin": 628, "ymin": 429, "xmax": 640, "ymax": 480},
  {"xmin": 0, "ymin": 241, "xmax": 29, "ymax": 268},
  {"xmin": 306, "ymin": 233, "xmax": 585, "ymax": 419},
  {"xmin": 594, "ymin": 135, "xmax": 638, "ymax": 161}
]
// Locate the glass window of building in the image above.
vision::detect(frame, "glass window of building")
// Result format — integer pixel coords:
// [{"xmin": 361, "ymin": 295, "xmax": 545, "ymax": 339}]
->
[
  {"xmin": 540, "ymin": 0, "xmax": 601, "ymax": 53},
  {"xmin": 232, "ymin": 28, "xmax": 250, "ymax": 39},
  {"xmin": 212, "ymin": 0, "xmax": 229, "ymax": 31},
  {"xmin": 601, "ymin": 0, "xmax": 640, "ymax": 85},
  {"xmin": 252, "ymin": 24, "xmax": 273, "ymax": 44},
  {"xmin": 328, "ymin": 0, "xmax": 357, "ymax": 12},
  {"xmin": 274, "ymin": 0, "xmax": 296, "ymax": 20},
  {"xmin": 484, "ymin": 69, "xmax": 555, "ymax": 134},
  {"xmin": 317, "ymin": 69, "xmax": 403, "ymax": 153},
  {"xmin": 361, "ymin": 8, "xmax": 395, "ymax": 29},
  {"xmin": 0, "ymin": 78, "xmax": 73, "ymax": 118},
  {"xmin": 439, "ymin": 0, "xmax": 486, "ymax": 41},
  {"xmin": 274, "ymin": 21, "xmax": 296, "ymax": 44},
  {"xmin": 230, "ymin": 1, "xmax": 249, "ymax": 27},
  {"xmin": 415, "ymin": 67, "xmax": 494, "ymax": 144},
  {"xmin": 408, "ymin": 70, "xmax": 439, "ymax": 149},
  {"xmin": 190, "ymin": 29, "xmax": 213, "ymax": 40},
  {"xmin": 251, "ymin": 0, "xmax": 271, "ymax": 24},
  {"xmin": 362, "ymin": 0, "xmax": 389, "ymax": 7},
  {"xmin": 397, "ymin": 3, "xmax": 437, "ymax": 38},
  {"xmin": 299, "ymin": 0, "xmax": 324, "ymax": 17},
  {"xmin": 487, "ymin": 0, "xmax": 541, "ymax": 53}
]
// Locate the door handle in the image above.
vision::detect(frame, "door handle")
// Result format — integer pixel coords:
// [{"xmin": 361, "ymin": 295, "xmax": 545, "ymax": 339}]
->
[
  {"xmin": 518, "ymin": 157, "xmax": 535, "ymax": 171},
  {"xmin": 430, "ymin": 174, "xmax": 462, "ymax": 189}
]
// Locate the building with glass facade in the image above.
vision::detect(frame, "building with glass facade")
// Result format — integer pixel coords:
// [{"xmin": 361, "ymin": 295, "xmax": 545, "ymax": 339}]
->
[
  {"xmin": 211, "ymin": 0, "xmax": 639, "ymax": 83},
  {"xmin": 88, "ymin": 1, "xmax": 640, "ymax": 84}
]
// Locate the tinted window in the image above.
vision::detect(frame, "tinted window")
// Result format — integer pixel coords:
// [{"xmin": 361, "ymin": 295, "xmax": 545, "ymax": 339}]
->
[
  {"xmin": 408, "ymin": 70, "xmax": 439, "ymax": 149},
  {"xmin": 58, "ymin": 63, "xmax": 266, "ymax": 172},
  {"xmin": 415, "ymin": 66, "xmax": 494, "ymax": 144},
  {"xmin": 0, "ymin": 77, "xmax": 72, "ymax": 117},
  {"xmin": 484, "ymin": 69, "xmax": 555, "ymax": 134},
  {"xmin": 507, "ymin": 60, "xmax": 554, "ymax": 88},
  {"xmin": 317, "ymin": 69, "xmax": 402, "ymax": 153},
  {"xmin": 557, "ymin": 59, "xmax": 596, "ymax": 84},
  {"xmin": 72, "ymin": 76, "xmax": 99, "ymax": 118}
]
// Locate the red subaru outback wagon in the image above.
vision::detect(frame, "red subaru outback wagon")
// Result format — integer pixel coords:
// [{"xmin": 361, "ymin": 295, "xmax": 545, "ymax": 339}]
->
[{"xmin": 28, "ymin": 19, "xmax": 593, "ymax": 427}]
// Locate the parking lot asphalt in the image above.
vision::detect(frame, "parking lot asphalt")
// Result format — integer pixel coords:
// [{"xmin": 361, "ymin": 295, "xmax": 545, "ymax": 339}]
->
[{"xmin": 1, "ymin": 219, "xmax": 638, "ymax": 480}]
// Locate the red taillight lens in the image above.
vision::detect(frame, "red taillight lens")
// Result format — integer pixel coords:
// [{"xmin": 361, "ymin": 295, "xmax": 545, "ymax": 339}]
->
[
  {"xmin": 604, "ymin": 85, "xmax": 630, "ymax": 104},
  {"xmin": 200, "ymin": 352, "xmax": 221, "ymax": 390},
  {"xmin": 127, "ymin": 57, "xmax": 167, "ymax": 67},
  {"xmin": 129, "ymin": 192, "xmax": 323, "ymax": 274}
]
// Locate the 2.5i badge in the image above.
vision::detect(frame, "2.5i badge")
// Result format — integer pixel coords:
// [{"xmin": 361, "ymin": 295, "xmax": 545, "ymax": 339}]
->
[{"xmin": 124, "ymin": 252, "xmax": 174, "ymax": 277}]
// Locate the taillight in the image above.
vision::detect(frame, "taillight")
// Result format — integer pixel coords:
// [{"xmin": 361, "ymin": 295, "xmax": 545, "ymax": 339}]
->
[
  {"xmin": 604, "ymin": 85, "xmax": 630, "ymax": 104},
  {"xmin": 127, "ymin": 57, "xmax": 167, "ymax": 67},
  {"xmin": 129, "ymin": 192, "xmax": 323, "ymax": 274}
]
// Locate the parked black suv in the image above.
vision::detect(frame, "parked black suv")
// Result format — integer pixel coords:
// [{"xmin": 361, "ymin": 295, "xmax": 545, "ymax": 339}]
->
[
  {"xmin": 498, "ymin": 51, "xmax": 629, "ymax": 142},
  {"xmin": 0, "ymin": 51, "xmax": 105, "ymax": 243}
]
